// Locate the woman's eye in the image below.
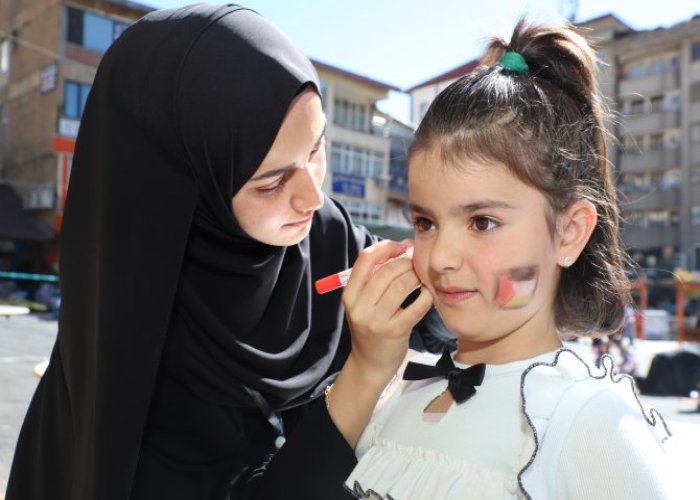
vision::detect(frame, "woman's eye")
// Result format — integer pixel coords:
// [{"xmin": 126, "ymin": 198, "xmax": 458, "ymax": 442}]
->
[
  {"xmin": 471, "ymin": 216, "xmax": 497, "ymax": 232},
  {"xmin": 310, "ymin": 139, "xmax": 326, "ymax": 160},
  {"xmin": 412, "ymin": 216, "xmax": 434, "ymax": 232},
  {"xmin": 258, "ymin": 177, "xmax": 288, "ymax": 196}
]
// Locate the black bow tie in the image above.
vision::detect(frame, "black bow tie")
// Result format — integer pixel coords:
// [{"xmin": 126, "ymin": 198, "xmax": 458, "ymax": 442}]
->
[{"xmin": 403, "ymin": 349, "xmax": 486, "ymax": 404}]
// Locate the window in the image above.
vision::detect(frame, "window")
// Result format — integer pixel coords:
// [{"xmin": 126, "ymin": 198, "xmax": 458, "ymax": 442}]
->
[
  {"xmin": 333, "ymin": 99, "xmax": 367, "ymax": 131},
  {"xmin": 692, "ymin": 82, "xmax": 700, "ymax": 102},
  {"xmin": 692, "ymin": 41, "xmax": 700, "ymax": 61},
  {"xmin": 0, "ymin": 39, "xmax": 9, "ymax": 73},
  {"xmin": 341, "ymin": 200, "xmax": 382, "ymax": 223},
  {"xmin": 666, "ymin": 93, "xmax": 681, "ymax": 110},
  {"xmin": 691, "ymin": 123, "xmax": 700, "ymax": 143},
  {"xmin": 648, "ymin": 134, "xmax": 663, "ymax": 151},
  {"xmin": 650, "ymin": 95, "xmax": 663, "ymax": 113},
  {"xmin": 626, "ymin": 63, "xmax": 646, "ymax": 79},
  {"xmin": 649, "ymin": 58, "xmax": 666, "ymax": 75},
  {"xmin": 629, "ymin": 98, "xmax": 645, "ymax": 114},
  {"xmin": 330, "ymin": 143, "xmax": 383, "ymax": 178},
  {"xmin": 66, "ymin": 7, "xmax": 130, "ymax": 52},
  {"xmin": 63, "ymin": 80, "xmax": 91, "ymax": 118}
]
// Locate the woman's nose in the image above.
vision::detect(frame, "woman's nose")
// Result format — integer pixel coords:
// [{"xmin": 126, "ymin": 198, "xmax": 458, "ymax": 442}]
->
[{"xmin": 291, "ymin": 165, "xmax": 324, "ymax": 212}]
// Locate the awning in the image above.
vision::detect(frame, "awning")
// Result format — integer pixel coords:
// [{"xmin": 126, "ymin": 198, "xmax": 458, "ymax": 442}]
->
[{"xmin": 0, "ymin": 184, "xmax": 55, "ymax": 241}]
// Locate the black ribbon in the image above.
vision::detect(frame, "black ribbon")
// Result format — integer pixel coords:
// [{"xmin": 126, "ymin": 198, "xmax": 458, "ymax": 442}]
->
[{"xmin": 403, "ymin": 349, "xmax": 486, "ymax": 404}]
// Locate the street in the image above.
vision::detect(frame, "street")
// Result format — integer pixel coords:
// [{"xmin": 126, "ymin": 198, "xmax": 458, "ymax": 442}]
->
[{"xmin": 2, "ymin": 314, "xmax": 700, "ymax": 498}]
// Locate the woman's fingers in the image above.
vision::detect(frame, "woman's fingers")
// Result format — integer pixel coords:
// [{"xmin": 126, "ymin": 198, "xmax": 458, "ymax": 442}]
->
[{"xmin": 343, "ymin": 240, "xmax": 411, "ymax": 308}]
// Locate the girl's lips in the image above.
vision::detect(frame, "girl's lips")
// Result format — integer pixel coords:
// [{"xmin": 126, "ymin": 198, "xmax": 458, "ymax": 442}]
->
[{"xmin": 436, "ymin": 286, "xmax": 477, "ymax": 304}]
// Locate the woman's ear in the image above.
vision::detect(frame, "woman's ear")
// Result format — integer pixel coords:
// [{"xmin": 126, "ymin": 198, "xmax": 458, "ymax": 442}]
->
[{"xmin": 557, "ymin": 199, "xmax": 597, "ymax": 268}]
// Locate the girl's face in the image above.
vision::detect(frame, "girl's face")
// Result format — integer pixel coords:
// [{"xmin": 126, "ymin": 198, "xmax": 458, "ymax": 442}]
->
[
  {"xmin": 409, "ymin": 147, "xmax": 564, "ymax": 364},
  {"xmin": 232, "ymin": 89, "xmax": 326, "ymax": 246}
]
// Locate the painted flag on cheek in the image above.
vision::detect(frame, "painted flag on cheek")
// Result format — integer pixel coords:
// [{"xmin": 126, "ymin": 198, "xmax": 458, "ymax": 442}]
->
[{"xmin": 495, "ymin": 266, "xmax": 538, "ymax": 309}]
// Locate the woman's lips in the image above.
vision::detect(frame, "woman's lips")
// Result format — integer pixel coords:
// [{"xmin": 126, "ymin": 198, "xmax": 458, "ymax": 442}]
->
[
  {"xmin": 286, "ymin": 214, "xmax": 314, "ymax": 227},
  {"xmin": 436, "ymin": 286, "xmax": 477, "ymax": 304}
]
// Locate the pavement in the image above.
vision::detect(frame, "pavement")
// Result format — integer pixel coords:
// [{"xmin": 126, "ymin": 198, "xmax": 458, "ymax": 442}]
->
[{"xmin": 1, "ymin": 315, "xmax": 700, "ymax": 498}]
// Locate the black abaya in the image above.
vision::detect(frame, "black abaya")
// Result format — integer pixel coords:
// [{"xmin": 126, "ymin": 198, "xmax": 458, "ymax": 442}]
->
[{"xmin": 6, "ymin": 4, "xmax": 370, "ymax": 499}]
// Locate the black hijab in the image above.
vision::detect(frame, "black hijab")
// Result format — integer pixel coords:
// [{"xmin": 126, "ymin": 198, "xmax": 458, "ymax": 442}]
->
[{"xmin": 7, "ymin": 4, "xmax": 372, "ymax": 499}]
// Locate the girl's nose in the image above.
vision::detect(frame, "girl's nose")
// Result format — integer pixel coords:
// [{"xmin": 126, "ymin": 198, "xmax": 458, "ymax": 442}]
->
[{"xmin": 429, "ymin": 230, "xmax": 463, "ymax": 273}]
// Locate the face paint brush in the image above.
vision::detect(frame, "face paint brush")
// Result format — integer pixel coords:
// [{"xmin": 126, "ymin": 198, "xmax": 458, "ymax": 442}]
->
[{"xmin": 315, "ymin": 247, "xmax": 414, "ymax": 294}]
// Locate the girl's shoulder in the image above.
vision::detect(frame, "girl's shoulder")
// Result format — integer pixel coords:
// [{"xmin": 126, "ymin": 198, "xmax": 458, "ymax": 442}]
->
[
  {"xmin": 522, "ymin": 348, "xmax": 670, "ymax": 437},
  {"xmin": 518, "ymin": 349, "xmax": 673, "ymax": 498}
]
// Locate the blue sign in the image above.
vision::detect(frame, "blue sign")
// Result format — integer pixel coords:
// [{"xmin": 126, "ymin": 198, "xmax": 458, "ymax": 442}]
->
[{"xmin": 332, "ymin": 173, "xmax": 365, "ymax": 198}]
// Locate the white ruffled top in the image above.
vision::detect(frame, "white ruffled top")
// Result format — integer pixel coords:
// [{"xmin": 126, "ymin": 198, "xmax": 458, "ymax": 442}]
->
[{"xmin": 344, "ymin": 349, "xmax": 676, "ymax": 500}]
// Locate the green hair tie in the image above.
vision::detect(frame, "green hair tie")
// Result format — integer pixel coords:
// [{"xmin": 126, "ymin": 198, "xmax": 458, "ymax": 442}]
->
[{"xmin": 497, "ymin": 51, "xmax": 529, "ymax": 74}]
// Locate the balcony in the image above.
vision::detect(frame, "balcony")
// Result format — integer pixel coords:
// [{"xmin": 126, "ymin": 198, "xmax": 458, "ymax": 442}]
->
[
  {"xmin": 621, "ymin": 110, "xmax": 680, "ymax": 136},
  {"xmin": 619, "ymin": 69, "xmax": 680, "ymax": 96},
  {"xmin": 621, "ymin": 224, "xmax": 679, "ymax": 249},
  {"xmin": 618, "ymin": 187, "xmax": 680, "ymax": 211},
  {"xmin": 692, "ymin": 142, "xmax": 700, "ymax": 165},
  {"xmin": 617, "ymin": 148, "xmax": 680, "ymax": 173}
]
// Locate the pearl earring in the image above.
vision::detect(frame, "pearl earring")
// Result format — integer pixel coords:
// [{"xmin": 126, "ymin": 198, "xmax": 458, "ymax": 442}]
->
[{"xmin": 562, "ymin": 256, "xmax": 574, "ymax": 268}]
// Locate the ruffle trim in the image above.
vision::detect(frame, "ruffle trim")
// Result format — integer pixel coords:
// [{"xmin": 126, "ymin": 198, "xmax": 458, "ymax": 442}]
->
[
  {"xmin": 516, "ymin": 348, "xmax": 672, "ymax": 499},
  {"xmin": 345, "ymin": 437, "xmax": 519, "ymax": 499}
]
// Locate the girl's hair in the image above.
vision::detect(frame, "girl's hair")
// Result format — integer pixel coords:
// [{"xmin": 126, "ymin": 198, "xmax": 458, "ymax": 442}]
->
[{"xmin": 410, "ymin": 19, "xmax": 630, "ymax": 337}]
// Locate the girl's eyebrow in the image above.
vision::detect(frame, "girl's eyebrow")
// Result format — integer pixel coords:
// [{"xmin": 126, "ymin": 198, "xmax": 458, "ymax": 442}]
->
[
  {"xmin": 409, "ymin": 199, "xmax": 515, "ymax": 216},
  {"xmin": 249, "ymin": 124, "xmax": 326, "ymax": 182},
  {"xmin": 455, "ymin": 200, "xmax": 516, "ymax": 214}
]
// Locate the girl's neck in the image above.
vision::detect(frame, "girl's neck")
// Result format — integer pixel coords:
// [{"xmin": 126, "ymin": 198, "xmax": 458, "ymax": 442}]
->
[{"xmin": 454, "ymin": 332, "xmax": 563, "ymax": 365}]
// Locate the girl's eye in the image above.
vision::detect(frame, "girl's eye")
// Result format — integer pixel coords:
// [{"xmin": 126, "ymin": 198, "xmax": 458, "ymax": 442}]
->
[
  {"xmin": 471, "ymin": 216, "xmax": 498, "ymax": 232},
  {"xmin": 412, "ymin": 216, "xmax": 435, "ymax": 233}
]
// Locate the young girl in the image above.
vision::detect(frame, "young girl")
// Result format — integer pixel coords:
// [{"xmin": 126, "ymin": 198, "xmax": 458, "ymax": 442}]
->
[{"xmin": 338, "ymin": 20, "xmax": 678, "ymax": 499}]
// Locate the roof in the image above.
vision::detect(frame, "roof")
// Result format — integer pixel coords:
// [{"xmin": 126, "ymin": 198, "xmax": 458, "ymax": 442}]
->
[
  {"xmin": 0, "ymin": 185, "xmax": 55, "ymax": 242},
  {"xmin": 311, "ymin": 59, "xmax": 400, "ymax": 92},
  {"xmin": 406, "ymin": 59, "xmax": 480, "ymax": 91},
  {"xmin": 108, "ymin": 0, "xmax": 155, "ymax": 13}
]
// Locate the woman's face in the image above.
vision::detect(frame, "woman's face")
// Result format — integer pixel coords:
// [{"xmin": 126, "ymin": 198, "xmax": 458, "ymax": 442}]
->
[{"xmin": 232, "ymin": 89, "xmax": 326, "ymax": 246}]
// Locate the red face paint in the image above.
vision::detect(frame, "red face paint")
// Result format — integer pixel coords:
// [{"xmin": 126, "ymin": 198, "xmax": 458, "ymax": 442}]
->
[{"xmin": 494, "ymin": 266, "xmax": 538, "ymax": 309}]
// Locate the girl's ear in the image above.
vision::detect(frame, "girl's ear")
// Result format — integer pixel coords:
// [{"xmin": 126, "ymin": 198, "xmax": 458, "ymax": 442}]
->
[{"xmin": 557, "ymin": 199, "xmax": 597, "ymax": 268}]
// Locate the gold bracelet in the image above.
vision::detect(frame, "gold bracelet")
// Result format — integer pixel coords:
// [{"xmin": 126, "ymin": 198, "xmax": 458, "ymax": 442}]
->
[{"xmin": 324, "ymin": 383, "xmax": 333, "ymax": 411}]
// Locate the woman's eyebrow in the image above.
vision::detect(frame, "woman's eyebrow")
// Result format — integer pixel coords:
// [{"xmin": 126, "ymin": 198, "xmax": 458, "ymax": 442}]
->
[{"xmin": 249, "ymin": 124, "xmax": 327, "ymax": 182}]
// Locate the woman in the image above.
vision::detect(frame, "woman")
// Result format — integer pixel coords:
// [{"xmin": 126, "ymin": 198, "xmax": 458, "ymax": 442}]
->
[{"xmin": 6, "ymin": 4, "xmax": 433, "ymax": 499}]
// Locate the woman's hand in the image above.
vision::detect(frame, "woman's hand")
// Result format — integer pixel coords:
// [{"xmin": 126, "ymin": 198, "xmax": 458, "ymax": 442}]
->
[
  {"xmin": 342, "ymin": 240, "xmax": 433, "ymax": 384},
  {"xmin": 327, "ymin": 240, "xmax": 433, "ymax": 447}
]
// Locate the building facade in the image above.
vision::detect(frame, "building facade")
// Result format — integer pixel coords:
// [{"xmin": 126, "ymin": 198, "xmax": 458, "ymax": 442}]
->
[
  {"xmin": 0, "ymin": 0, "xmax": 152, "ymax": 235},
  {"xmin": 0, "ymin": 0, "xmax": 405, "ymax": 269},
  {"xmin": 315, "ymin": 60, "xmax": 398, "ymax": 225},
  {"xmin": 408, "ymin": 14, "xmax": 700, "ymax": 272}
]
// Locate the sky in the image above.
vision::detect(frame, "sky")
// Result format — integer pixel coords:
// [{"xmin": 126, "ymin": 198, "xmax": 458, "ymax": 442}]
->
[{"xmin": 143, "ymin": 1, "xmax": 700, "ymax": 123}]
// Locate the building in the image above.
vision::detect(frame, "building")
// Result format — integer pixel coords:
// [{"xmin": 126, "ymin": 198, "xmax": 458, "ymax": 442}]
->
[
  {"xmin": 314, "ymin": 60, "xmax": 399, "ymax": 225},
  {"xmin": 0, "ymin": 1, "xmax": 408, "ymax": 274},
  {"xmin": 407, "ymin": 59, "xmax": 479, "ymax": 127},
  {"xmin": 0, "ymin": 0, "xmax": 152, "ymax": 271},
  {"xmin": 0, "ymin": 0, "xmax": 153, "ymax": 228},
  {"xmin": 408, "ymin": 13, "xmax": 700, "ymax": 272}
]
